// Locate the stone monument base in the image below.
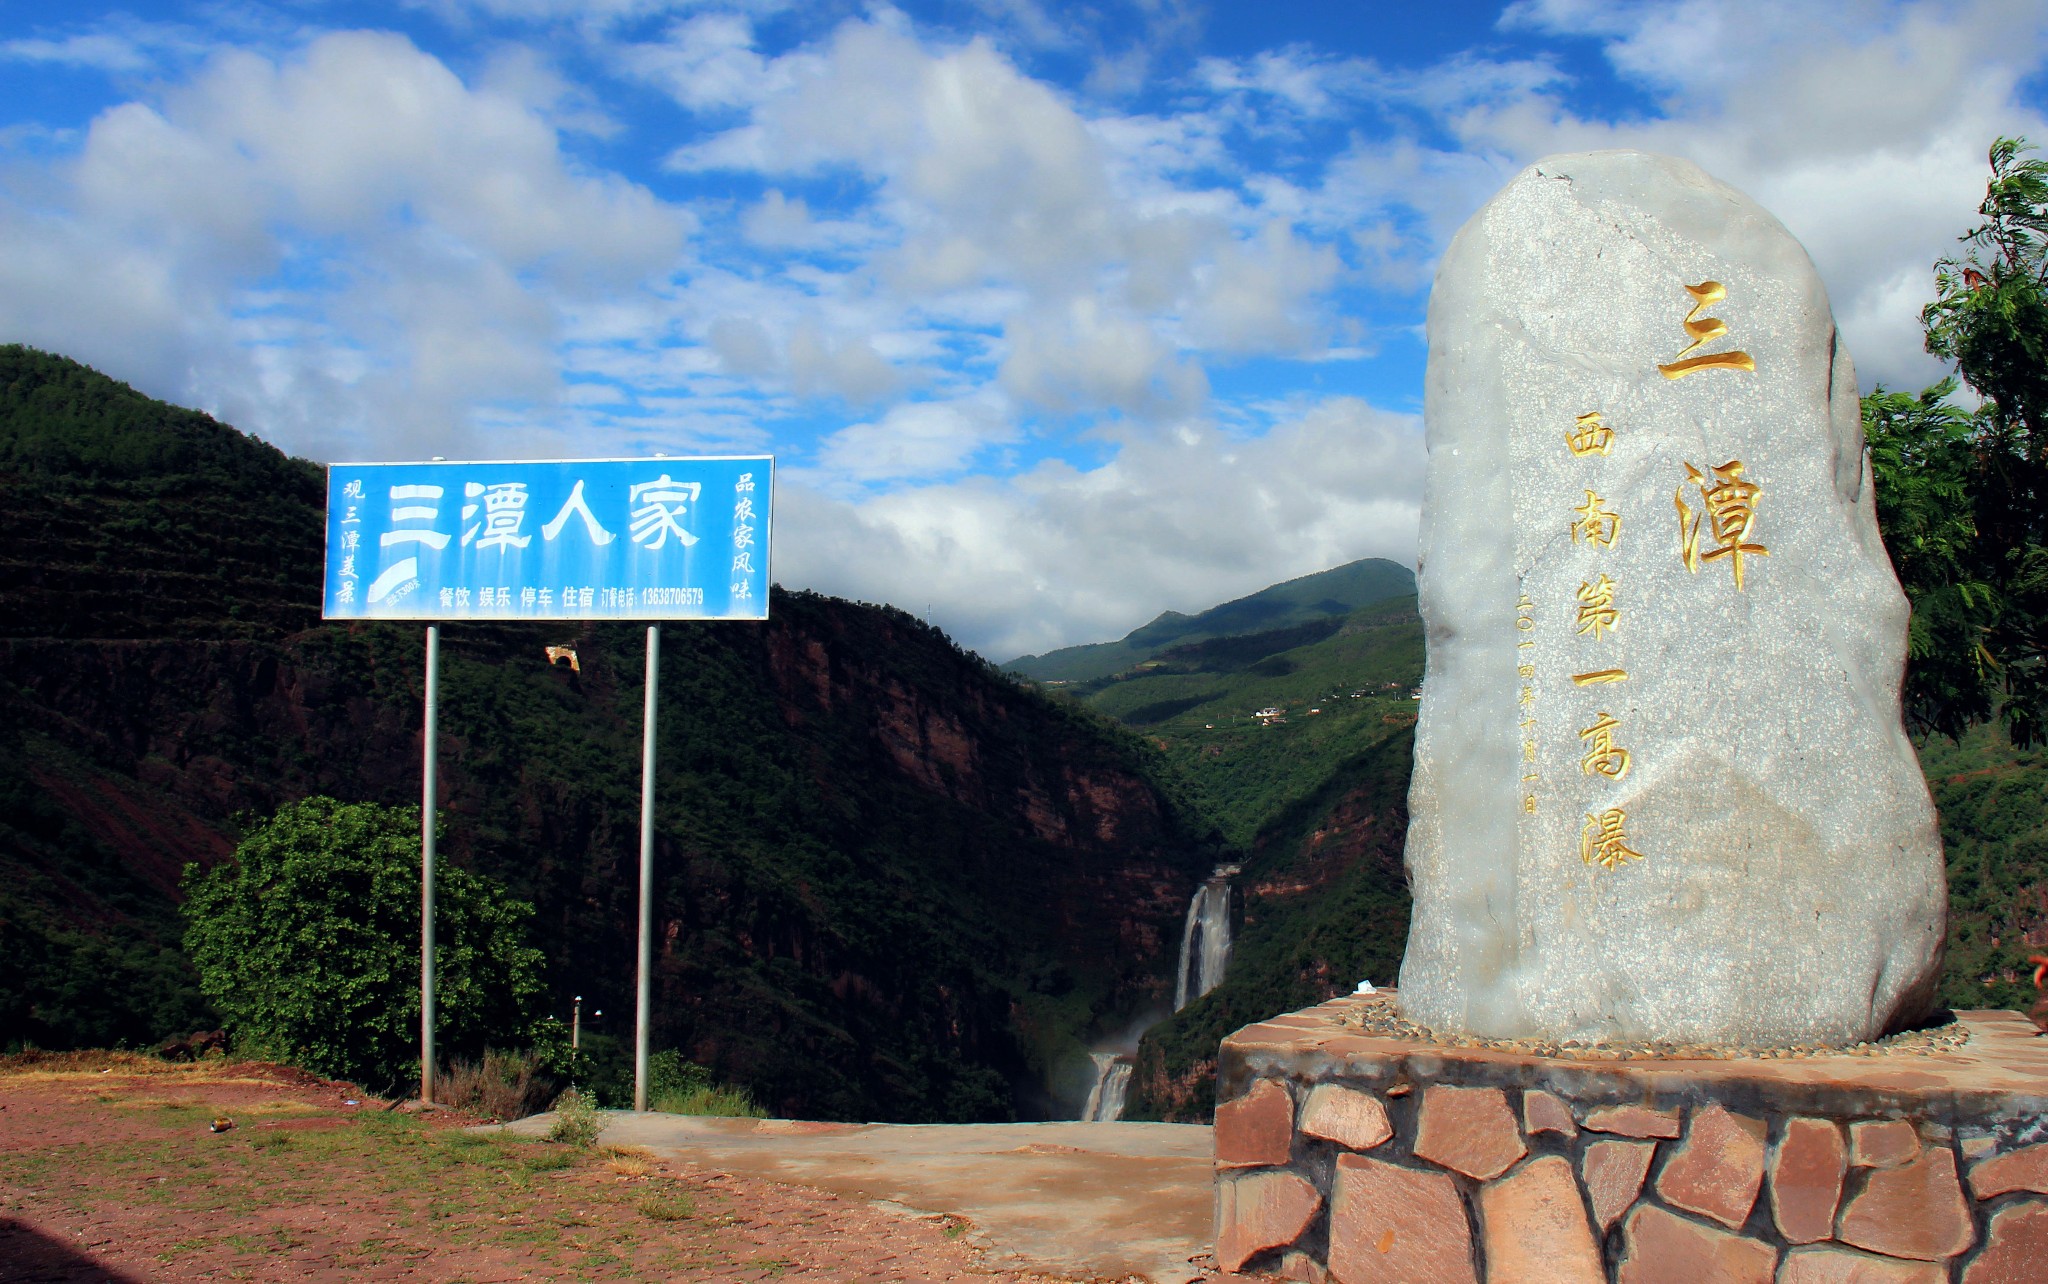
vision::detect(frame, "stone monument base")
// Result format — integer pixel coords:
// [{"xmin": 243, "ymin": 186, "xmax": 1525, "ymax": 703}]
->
[{"xmin": 1212, "ymin": 994, "xmax": 2048, "ymax": 1283}]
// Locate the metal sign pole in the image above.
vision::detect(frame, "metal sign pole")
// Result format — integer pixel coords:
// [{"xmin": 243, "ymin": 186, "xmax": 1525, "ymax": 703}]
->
[
  {"xmin": 634, "ymin": 623, "xmax": 661, "ymax": 1112},
  {"xmin": 421, "ymin": 623, "xmax": 440, "ymax": 1105}
]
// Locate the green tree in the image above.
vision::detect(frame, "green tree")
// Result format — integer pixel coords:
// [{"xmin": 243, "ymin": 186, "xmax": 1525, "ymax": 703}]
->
[
  {"xmin": 1868, "ymin": 137, "xmax": 2048, "ymax": 744},
  {"xmin": 181, "ymin": 797, "xmax": 544, "ymax": 1088},
  {"xmin": 1863, "ymin": 380, "xmax": 1999, "ymax": 736}
]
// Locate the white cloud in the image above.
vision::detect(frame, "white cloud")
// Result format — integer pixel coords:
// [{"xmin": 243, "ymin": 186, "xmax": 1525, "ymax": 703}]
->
[
  {"xmin": 778, "ymin": 396, "xmax": 1425, "ymax": 659},
  {"xmin": 0, "ymin": 15, "xmax": 217, "ymax": 74},
  {"xmin": 739, "ymin": 188, "xmax": 887, "ymax": 252},
  {"xmin": 8, "ymin": 0, "xmax": 2043, "ymax": 660},
  {"xmin": 786, "ymin": 324, "xmax": 906, "ymax": 403},
  {"xmin": 478, "ymin": 44, "xmax": 622, "ymax": 137},
  {"xmin": 619, "ymin": 11, "xmax": 797, "ymax": 112},
  {"xmin": 661, "ymin": 13, "xmax": 1349, "ymax": 421},
  {"xmin": 707, "ymin": 315, "xmax": 780, "ymax": 376},
  {"xmin": 2, "ymin": 32, "xmax": 155, "ymax": 72},
  {"xmin": 1453, "ymin": 0, "xmax": 2048, "ymax": 388},
  {"xmin": 999, "ymin": 296, "xmax": 1208, "ymax": 417},
  {"xmin": 0, "ymin": 30, "xmax": 691, "ymax": 461},
  {"xmin": 1182, "ymin": 219, "xmax": 1340, "ymax": 353},
  {"xmin": 809, "ymin": 394, "xmax": 1016, "ymax": 484}
]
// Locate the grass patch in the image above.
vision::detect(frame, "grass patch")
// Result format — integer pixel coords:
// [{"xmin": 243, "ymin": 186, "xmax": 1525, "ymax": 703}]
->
[
  {"xmin": 637, "ymin": 1190, "xmax": 696, "ymax": 1222},
  {"xmin": 649, "ymin": 1083, "xmax": 769, "ymax": 1119},
  {"xmin": 601, "ymin": 1145, "xmax": 654, "ymax": 1177},
  {"xmin": 520, "ymin": 1148, "xmax": 576, "ymax": 1173},
  {"xmin": 0, "ymin": 1061, "xmax": 862, "ymax": 1281}
]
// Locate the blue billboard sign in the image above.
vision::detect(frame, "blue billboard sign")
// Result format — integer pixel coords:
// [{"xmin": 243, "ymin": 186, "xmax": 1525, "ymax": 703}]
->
[{"xmin": 323, "ymin": 456, "xmax": 772, "ymax": 620}]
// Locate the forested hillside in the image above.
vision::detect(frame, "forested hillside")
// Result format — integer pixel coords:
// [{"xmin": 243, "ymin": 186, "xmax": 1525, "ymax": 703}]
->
[{"xmin": 0, "ymin": 345, "xmax": 1221, "ymax": 1121}]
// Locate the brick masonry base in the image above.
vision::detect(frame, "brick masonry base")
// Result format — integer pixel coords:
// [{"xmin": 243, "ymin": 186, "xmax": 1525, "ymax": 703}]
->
[{"xmin": 1212, "ymin": 995, "xmax": 2048, "ymax": 1283}]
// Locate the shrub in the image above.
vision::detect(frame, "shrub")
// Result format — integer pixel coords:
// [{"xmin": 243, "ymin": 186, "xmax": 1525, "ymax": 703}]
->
[
  {"xmin": 181, "ymin": 797, "xmax": 545, "ymax": 1090},
  {"xmin": 645, "ymin": 1047, "xmax": 767, "ymax": 1117},
  {"xmin": 546, "ymin": 1085, "xmax": 604, "ymax": 1147},
  {"xmin": 651, "ymin": 1082, "xmax": 770, "ymax": 1118},
  {"xmin": 438, "ymin": 1048, "xmax": 556, "ymax": 1121}
]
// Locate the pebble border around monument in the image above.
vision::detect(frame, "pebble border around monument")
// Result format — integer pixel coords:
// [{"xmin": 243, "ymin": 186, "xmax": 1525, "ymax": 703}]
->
[{"xmin": 1211, "ymin": 995, "xmax": 2048, "ymax": 1283}]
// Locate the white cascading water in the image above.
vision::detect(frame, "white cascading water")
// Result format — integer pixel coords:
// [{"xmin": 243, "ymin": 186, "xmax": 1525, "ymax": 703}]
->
[
  {"xmin": 1081, "ymin": 1051, "xmax": 1134, "ymax": 1122},
  {"xmin": 1174, "ymin": 867, "xmax": 1236, "ymax": 1011},
  {"xmin": 1077, "ymin": 864, "xmax": 1237, "ymax": 1121}
]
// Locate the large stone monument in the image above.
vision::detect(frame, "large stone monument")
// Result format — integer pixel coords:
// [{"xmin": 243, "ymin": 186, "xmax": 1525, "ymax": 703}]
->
[
  {"xmin": 1206, "ymin": 153, "xmax": 2048, "ymax": 1283},
  {"xmin": 1397, "ymin": 149, "xmax": 1946, "ymax": 1048}
]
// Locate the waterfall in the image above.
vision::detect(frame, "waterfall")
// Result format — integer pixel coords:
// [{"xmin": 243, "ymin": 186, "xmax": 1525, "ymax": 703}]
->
[
  {"xmin": 1174, "ymin": 866, "xmax": 1237, "ymax": 1011},
  {"xmin": 1082, "ymin": 1051, "xmax": 1133, "ymax": 1122},
  {"xmin": 1074, "ymin": 863, "xmax": 1236, "ymax": 1120}
]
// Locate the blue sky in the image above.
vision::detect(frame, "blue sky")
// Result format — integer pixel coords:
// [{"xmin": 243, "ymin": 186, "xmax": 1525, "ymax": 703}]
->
[{"xmin": 4, "ymin": 0, "xmax": 2046, "ymax": 659}]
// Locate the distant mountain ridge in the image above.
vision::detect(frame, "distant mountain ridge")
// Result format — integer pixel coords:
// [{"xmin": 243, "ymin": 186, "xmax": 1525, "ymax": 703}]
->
[{"xmin": 1004, "ymin": 558, "xmax": 1416, "ymax": 683}]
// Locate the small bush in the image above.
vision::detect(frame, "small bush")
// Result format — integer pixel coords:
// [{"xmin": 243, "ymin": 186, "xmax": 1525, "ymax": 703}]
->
[
  {"xmin": 602, "ymin": 1145, "xmax": 653, "ymax": 1176},
  {"xmin": 646, "ymin": 1050, "xmax": 711, "ymax": 1102},
  {"xmin": 545, "ymin": 1086, "xmax": 603, "ymax": 1147},
  {"xmin": 651, "ymin": 1082, "xmax": 769, "ymax": 1119},
  {"xmin": 644, "ymin": 1049, "xmax": 765, "ymax": 1118},
  {"xmin": 438, "ymin": 1048, "xmax": 555, "ymax": 1121}
]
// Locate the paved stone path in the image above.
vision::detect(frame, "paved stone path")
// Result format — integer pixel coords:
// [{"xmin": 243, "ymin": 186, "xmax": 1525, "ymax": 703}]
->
[{"xmin": 502, "ymin": 1114, "xmax": 1218, "ymax": 1283}]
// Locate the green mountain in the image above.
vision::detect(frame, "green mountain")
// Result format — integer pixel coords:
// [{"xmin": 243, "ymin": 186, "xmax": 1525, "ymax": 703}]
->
[
  {"xmin": 0, "ymin": 345, "xmax": 1222, "ymax": 1121},
  {"xmin": 1004, "ymin": 558, "xmax": 1415, "ymax": 683}
]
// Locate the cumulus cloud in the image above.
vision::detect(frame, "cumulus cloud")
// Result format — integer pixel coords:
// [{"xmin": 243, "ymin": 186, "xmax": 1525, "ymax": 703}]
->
[
  {"xmin": 618, "ymin": 11, "xmax": 795, "ymax": 112},
  {"xmin": 0, "ymin": 29, "xmax": 689, "ymax": 460},
  {"xmin": 1000, "ymin": 297, "xmax": 1207, "ymax": 417},
  {"xmin": 6, "ymin": 0, "xmax": 2044, "ymax": 660},
  {"xmin": 808, "ymin": 393, "xmax": 1017, "ymax": 484},
  {"xmin": 1365, "ymin": 0, "xmax": 2048, "ymax": 388},
  {"xmin": 661, "ymin": 13, "xmax": 1346, "ymax": 422},
  {"xmin": 778, "ymin": 396, "xmax": 1425, "ymax": 660}
]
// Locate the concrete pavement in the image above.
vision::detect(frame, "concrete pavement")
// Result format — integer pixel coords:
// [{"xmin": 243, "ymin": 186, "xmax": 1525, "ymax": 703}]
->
[{"xmin": 500, "ymin": 1113, "xmax": 1217, "ymax": 1283}]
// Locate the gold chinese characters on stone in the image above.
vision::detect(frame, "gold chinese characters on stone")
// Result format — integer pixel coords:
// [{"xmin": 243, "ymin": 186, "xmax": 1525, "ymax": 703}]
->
[
  {"xmin": 1571, "ymin": 669, "xmax": 1628, "ymax": 685},
  {"xmin": 1657, "ymin": 280, "xmax": 1755, "ymax": 379},
  {"xmin": 1571, "ymin": 491, "xmax": 1621, "ymax": 549},
  {"xmin": 1517, "ymin": 594, "xmax": 1538, "ymax": 814},
  {"xmin": 1676, "ymin": 460, "xmax": 1769, "ymax": 589},
  {"xmin": 1580, "ymin": 808, "xmax": 1645, "ymax": 870},
  {"xmin": 1574, "ymin": 574, "xmax": 1619, "ymax": 640},
  {"xmin": 1578, "ymin": 712, "xmax": 1630, "ymax": 780},
  {"xmin": 1565, "ymin": 411, "xmax": 1613, "ymax": 457}
]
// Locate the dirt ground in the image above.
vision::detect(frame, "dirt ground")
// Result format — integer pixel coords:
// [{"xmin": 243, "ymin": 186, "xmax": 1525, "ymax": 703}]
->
[{"xmin": 0, "ymin": 1054, "xmax": 1106, "ymax": 1283}]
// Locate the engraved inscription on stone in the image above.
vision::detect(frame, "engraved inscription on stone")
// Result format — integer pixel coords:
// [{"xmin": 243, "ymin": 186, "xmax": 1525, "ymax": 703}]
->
[{"xmin": 1396, "ymin": 149, "xmax": 1945, "ymax": 1047}]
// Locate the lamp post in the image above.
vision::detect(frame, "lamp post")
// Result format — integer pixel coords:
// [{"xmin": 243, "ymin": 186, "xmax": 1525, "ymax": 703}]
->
[{"xmin": 572, "ymin": 995, "xmax": 582, "ymax": 1051}]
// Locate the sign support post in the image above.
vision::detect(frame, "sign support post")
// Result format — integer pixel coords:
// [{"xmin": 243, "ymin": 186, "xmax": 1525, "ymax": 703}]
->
[
  {"xmin": 634, "ymin": 623, "xmax": 661, "ymax": 1112},
  {"xmin": 421, "ymin": 623, "xmax": 440, "ymax": 1105}
]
